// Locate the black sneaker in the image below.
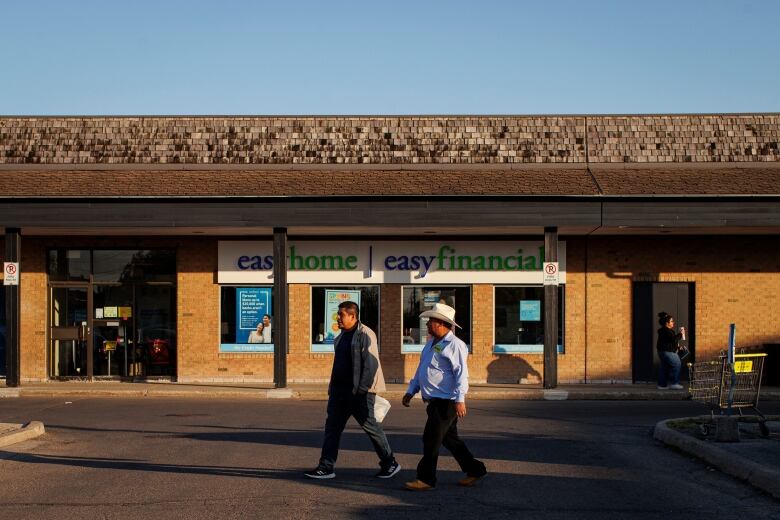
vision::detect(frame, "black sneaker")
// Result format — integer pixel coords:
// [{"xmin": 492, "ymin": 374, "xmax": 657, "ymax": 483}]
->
[
  {"xmin": 375, "ymin": 460, "xmax": 401, "ymax": 479},
  {"xmin": 304, "ymin": 467, "xmax": 335, "ymax": 479}
]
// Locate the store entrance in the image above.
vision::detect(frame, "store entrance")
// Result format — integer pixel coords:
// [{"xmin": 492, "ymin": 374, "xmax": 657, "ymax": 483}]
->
[
  {"xmin": 50, "ymin": 286, "xmax": 90, "ymax": 378},
  {"xmin": 632, "ymin": 282, "xmax": 695, "ymax": 383},
  {"xmin": 48, "ymin": 248, "xmax": 177, "ymax": 380},
  {"xmin": 92, "ymin": 284, "xmax": 134, "ymax": 378}
]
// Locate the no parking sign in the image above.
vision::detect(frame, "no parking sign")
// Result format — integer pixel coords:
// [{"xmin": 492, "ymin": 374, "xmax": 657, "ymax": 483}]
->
[
  {"xmin": 543, "ymin": 262, "xmax": 559, "ymax": 286},
  {"xmin": 3, "ymin": 262, "xmax": 19, "ymax": 285}
]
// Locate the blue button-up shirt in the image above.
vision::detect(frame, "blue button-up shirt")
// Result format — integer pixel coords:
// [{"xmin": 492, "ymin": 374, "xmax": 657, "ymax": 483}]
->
[{"xmin": 406, "ymin": 331, "xmax": 469, "ymax": 403}]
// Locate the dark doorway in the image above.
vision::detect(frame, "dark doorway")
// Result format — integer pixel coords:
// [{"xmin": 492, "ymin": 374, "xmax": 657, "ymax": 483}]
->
[{"xmin": 632, "ymin": 282, "xmax": 695, "ymax": 383}]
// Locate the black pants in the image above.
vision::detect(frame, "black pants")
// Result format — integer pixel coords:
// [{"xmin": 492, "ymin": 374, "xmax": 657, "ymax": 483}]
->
[
  {"xmin": 319, "ymin": 391, "xmax": 394, "ymax": 471},
  {"xmin": 416, "ymin": 399, "xmax": 487, "ymax": 487}
]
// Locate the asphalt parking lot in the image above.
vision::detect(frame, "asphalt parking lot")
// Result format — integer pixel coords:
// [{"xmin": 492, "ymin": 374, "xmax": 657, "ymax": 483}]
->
[{"xmin": 1, "ymin": 398, "xmax": 779, "ymax": 519}]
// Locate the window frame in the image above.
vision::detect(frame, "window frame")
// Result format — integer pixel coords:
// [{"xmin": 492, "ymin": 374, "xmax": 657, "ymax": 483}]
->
[
  {"xmin": 218, "ymin": 285, "xmax": 275, "ymax": 354},
  {"xmin": 492, "ymin": 284, "xmax": 565, "ymax": 354},
  {"xmin": 309, "ymin": 284, "xmax": 381, "ymax": 353},
  {"xmin": 401, "ymin": 284, "xmax": 472, "ymax": 354}
]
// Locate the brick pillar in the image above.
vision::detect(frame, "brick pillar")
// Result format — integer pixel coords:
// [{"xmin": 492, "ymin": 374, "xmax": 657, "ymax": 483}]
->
[
  {"xmin": 19, "ymin": 237, "xmax": 47, "ymax": 382},
  {"xmin": 379, "ymin": 284, "xmax": 403, "ymax": 382},
  {"xmin": 177, "ymin": 239, "xmax": 219, "ymax": 381},
  {"xmin": 470, "ymin": 284, "xmax": 494, "ymax": 383}
]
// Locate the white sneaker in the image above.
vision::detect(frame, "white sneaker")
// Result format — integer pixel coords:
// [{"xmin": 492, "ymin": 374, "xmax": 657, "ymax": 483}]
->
[
  {"xmin": 657, "ymin": 385, "xmax": 668, "ymax": 390},
  {"xmin": 669, "ymin": 384, "xmax": 684, "ymax": 390}
]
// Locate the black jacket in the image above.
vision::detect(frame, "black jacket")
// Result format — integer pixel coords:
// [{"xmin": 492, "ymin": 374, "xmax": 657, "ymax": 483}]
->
[{"xmin": 656, "ymin": 327, "xmax": 682, "ymax": 353}]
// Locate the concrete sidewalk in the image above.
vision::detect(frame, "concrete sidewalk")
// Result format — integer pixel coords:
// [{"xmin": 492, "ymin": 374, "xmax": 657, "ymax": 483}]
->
[
  {"xmin": 2, "ymin": 381, "xmax": 780, "ymax": 401},
  {"xmin": 655, "ymin": 415, "xmax": 780, "ymax": 500}
]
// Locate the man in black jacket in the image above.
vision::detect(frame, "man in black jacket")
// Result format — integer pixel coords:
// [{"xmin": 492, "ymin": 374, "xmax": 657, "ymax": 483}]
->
[{"xmin": 304, "ymin": 301, "xmax": 400, "ymax": 480}]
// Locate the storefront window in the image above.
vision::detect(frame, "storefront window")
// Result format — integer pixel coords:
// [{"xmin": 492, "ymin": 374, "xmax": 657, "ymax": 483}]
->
[
  {"xmin": 220, "ymin": 286, "xmax": 274, "ymax": 353},
  {"xmin": 402, "ymin": 286, "xmax": 471, "ymax": 353},
  {"xmin": 494, "ymin": 286, "xmax": 564, "ymax": 353},
  {"xmin": 311, "ymin": 286, "xmax": 379, "ymax": 353},
  {"xmin": 48, "ymin": 249, "xmax": 90, "ymax": 281},
  {"xmin": 93, "ymin": 250, "xmax": 175, "ymax": 283}
]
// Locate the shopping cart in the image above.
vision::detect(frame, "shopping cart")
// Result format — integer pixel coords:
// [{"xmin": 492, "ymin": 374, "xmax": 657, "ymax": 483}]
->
[{"xmin": 687, "ymin": 351, "xmax": 769, "ymax": 437}]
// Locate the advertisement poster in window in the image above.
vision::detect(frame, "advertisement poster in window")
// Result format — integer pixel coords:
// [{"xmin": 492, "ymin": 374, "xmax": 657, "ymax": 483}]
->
[
  {"xmin": 235, "ymin": 288, "xmax": 272, "ymax": 344},
  {"xmin": 520, "ymin": 300, "xmax": 541, "ymax": 321},
  {"xmin": 323, "ymin": 289, "xmax": 361, "ymax": 344},
  {"xmin": 419, "ymin": 290, "xmax": 442, "ymax": 345}
]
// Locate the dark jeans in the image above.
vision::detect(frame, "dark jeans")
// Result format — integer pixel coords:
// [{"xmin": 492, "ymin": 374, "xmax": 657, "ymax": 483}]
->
[
  {"xmin": 416, "ymin": 399, "xmax": 487, "ymax": 487},
  {"xmin": 318, "ymin": 391, "xmax": 394, "ymax": 471},
  {"xmin": 658, "ymin": 350, "xmax": 681, "ymax": 387}
]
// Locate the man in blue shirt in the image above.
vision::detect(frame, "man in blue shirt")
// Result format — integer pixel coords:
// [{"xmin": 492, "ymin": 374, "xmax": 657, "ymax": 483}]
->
[{"xmin": 402, "ymin": 303, "xmax": 487, "ymax": 490}]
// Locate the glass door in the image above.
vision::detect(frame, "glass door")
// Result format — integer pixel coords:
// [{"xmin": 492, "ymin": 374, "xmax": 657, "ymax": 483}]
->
[
  {"xmin": 136, "ymin": 285, "xmax": 176, "ymax": 377},
  {"xmin": 93, "ymin": 284, "xmax": 134, "ymax": 378},
  {"xmin": 50, "ymin": 286, "xmax": 89, "ymax": 378}
]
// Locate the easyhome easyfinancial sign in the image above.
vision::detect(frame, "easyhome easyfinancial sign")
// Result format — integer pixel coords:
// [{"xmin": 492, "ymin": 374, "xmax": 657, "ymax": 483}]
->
[{"xmin": 218, "ymin": 241, "xmax": 566, "ymax": 284}]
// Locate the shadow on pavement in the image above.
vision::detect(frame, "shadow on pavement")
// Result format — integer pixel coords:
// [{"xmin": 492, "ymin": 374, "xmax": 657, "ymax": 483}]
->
[{"xmin": 41, "ymin": 422, "xmax": 614, "ymax": 467}]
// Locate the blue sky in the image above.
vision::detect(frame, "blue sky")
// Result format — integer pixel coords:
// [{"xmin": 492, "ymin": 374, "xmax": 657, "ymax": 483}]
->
[{"xmin": 1, "ymin": 0, "xmax": 778, "ymax": 115}]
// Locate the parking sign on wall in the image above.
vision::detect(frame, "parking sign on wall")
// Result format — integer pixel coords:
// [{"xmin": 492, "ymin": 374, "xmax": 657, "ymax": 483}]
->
[{"xmin": 3, "ymin": 262, "xmax": 19, "ymax": 285}]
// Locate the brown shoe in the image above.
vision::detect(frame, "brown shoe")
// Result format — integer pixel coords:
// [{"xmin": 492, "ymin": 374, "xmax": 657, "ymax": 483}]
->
[
  {"xmin": 404, "ymin": 479, "xmax": 434, "ymax": 491},
  {"xmin": 458, "ymin": 474, "xmax": 487, "ymax": 487}
]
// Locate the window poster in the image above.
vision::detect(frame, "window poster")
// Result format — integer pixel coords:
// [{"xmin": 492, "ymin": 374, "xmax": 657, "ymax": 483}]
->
[
  {"xmin": 520, "ymin": 300, "xmax": 541, "ymax": 321},
  {"xmin": 235, "ymin": 287, "xmax": 272, "ymax": 344},
  {"xmin": 423, "ymin": 290, "xmax": 441, "ymax": 307},
  {"xmin": 323, "ymin": 289, "xmax": 361, "ymax": 344}
]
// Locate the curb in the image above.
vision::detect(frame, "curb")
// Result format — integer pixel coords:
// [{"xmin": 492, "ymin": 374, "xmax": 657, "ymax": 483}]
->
[
  {"xmin": 0, "ymin": 388, "xmax": 21, "ymax": 398},
  {"xmin": 653, "ymin": 418, "xmax": 780, "ymax": 500},
  {"xmin": 11, "ymin": 388, "xmax": 696, "ymax": 401},
  {"xmin": 8, "ymin": 385, "xmax": 778, "ymax": 401},
  {"xmin": 0, "ymin": 421, "xmax": 46, "ymax": 449}
]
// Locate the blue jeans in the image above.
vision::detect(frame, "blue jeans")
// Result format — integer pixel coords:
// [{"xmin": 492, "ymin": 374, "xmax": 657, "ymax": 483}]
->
[
  {"xmin": 318, "ymin": 391, "xmax": 394, "ymax": 471},
  {"xmin": 658, "ymin": 350, "xmax": 681, "ymax": 387}
]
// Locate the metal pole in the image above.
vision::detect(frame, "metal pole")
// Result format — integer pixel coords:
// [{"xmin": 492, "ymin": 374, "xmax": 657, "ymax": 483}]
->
[
  {"xmin": 727, "ymin": 323, "xmax": 736, "ymax": 415},
  {"xmin": 544, "ymin": 227, "xmax": 559, "ymax": 389},
  {"xmin": 273, "ymin": 228, "xmax": 288, "ymax": 388},
  {"xmin": 5, "ymin": 228, "xmax": 21, "ymax": 387}
]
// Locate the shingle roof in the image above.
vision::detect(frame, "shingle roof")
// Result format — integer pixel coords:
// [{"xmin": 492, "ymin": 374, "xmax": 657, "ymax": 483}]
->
[
  {"xmin": 1, "ymin": 165, "xmax": 778, "ymax": 197},
  {"xmin": 0, "ymin": 168, "xmax": 600, "ymax": 197},
  {"xmin": 2, "ymin": 114, "xmax": 779, "ymax": 165},
  {"xmin": 590, "ymin": 166, "xmax": 780, "ymax": 195}
]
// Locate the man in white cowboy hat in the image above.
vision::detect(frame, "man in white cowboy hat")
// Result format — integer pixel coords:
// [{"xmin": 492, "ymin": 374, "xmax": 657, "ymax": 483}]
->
[{"xmin": 402, "ymin": 302, "xmax": 487, "ymax": 491}]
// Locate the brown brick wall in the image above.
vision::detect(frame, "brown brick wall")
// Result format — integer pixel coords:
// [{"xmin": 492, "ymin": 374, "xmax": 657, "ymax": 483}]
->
[
  {"xmin": 583, "ymin": 236, "xmax": 780, "ymax": 382},
  {"xmin": 1, "ymin": 115, "xmax": 778, "ymax": 165},
  {"xmin": 379, "ymin": 284, "xmax": 405, "ymax": 383},
  {"xmin": 19, "ymin": 239, "xmax": 47, "ymax": 381},
  {"xmin": 287, "ymin": 283, "xmax": 337, "ymax": 383},
  {"xmin": 469, "ymin": 285, "xmax": 496, "ymax": 382},
  {"xmin": 177, "ymin": 239, "xmax": 276, "ymax": 382},
  {"xmin": 558, "ymin": 238, "xmax": 587, "ymax": 384}
]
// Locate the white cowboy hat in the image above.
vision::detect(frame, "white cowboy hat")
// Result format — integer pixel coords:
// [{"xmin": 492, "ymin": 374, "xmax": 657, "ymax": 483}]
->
[{"xmin": 419, "ymin": 302, "xmax": 461, "ymax": 329}]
